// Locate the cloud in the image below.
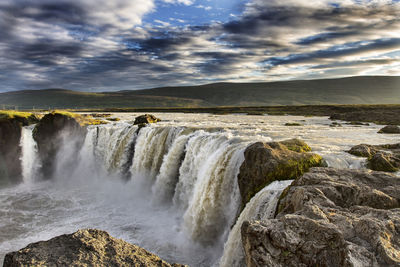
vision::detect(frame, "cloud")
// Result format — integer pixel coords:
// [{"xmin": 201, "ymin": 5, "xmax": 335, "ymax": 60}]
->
[{"xmin": 0, "ymin": 0, "xmax": 399, "ymax": 92}]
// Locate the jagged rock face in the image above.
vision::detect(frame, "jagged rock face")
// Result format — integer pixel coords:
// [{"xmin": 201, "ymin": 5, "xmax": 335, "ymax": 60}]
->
[
  {"xmin": 348, "ymin": 143, "xmax": 400, "ymax": 172},
  {"xmin": 241, "ymin": 168, "xmax": 400, "ymax": 267},
  {"xmin": 0, "ymin": 115, "xmax": 39, "ymax": 185},
  {"xmin": 33, "ymin": 113, "xmax": 86, "ymax": 180},
  {"xmin": 378, "ymin": 125, "xmax": 400, "ymax": 134},
  {"xmin": 4, "ymin": 229, "xmax": 186, "ymax": 267},
  {"xmin": 237, "ymin": 139, "xmax": 323, "ymax": 208},
  {"xmin": 134, "ymin": 114, "xmax": 161, "ymax": 126}
]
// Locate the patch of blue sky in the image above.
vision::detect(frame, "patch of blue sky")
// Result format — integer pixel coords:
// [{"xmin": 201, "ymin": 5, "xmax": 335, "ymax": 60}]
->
[{"xmin": 144, "ymin": 0, "xmax": 247, "ymax": 27}]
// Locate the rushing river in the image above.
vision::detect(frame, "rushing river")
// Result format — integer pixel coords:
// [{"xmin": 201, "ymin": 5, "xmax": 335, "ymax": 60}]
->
[{"xmin": 1, "ymin": 113, "xmax": 399, "ymax": 266}]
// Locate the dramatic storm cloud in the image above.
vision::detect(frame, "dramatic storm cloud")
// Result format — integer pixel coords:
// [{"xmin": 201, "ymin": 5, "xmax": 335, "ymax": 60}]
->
[{"xmin": 0, "ymin": 0, "xmax": 399, "ymax": 91}]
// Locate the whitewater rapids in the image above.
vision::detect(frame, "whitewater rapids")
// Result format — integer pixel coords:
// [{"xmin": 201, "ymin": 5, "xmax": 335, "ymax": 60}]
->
[{"xmin": 1, "ymin": 113, "xmax": 399, "ymax": 266}]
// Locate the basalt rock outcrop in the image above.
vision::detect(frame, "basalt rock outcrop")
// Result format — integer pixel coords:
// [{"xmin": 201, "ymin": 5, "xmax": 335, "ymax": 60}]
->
[
  {"xmin": 0, "ymin": 112, "xmax": 39, "ymax": 185},
  {"xmin": 241, "ymin": 168, "xmax": 400, "ymax": 267},
  {"xmin": 134, "ymin": 114, "xmax": 161, "ymax": 126},
  {"xmin": 348, "ymin": 143, "xmax": 400, "ymax": 172},
  {"xmin": 237, "ymin": 139, "xmax": 323, "ymax": 208},
  {"xmin": 378, "ymin": 125, "xmax": 400, "ymax": 134},
  {"xmin": 4, "ymin": 229, "xmax": 186, "ymax": 267},
  {"xmin": 33, "ymin": 112, "xmax": 87, "ymax": 180}
]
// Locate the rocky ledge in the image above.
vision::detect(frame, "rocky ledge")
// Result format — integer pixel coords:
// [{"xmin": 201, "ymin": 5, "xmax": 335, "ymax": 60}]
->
[
  {"xmin": 241, "ymin": 167, "xmax": 400, "ymax": 267},
  {"xmin": 238, "ymin": 139, "xmax": 324, "ymax": 208},
  {"xmin": 4, "ymin": 229, "xmax": 186, "ymax": 267}
]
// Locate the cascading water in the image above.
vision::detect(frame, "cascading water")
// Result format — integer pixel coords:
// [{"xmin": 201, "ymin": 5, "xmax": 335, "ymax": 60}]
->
[
  {"xmin": 219, "ymin": 180, "xmax": 293, "ymax": 267},
  {"xmin": 19, "ymin": 125, "xmax": 40, "ymax": 184},
  {"xmin": 4, "ymin": 113, "xmax": 400, "ymax": 266}
]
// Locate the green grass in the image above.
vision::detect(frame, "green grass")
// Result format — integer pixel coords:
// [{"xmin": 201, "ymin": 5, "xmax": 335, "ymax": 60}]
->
[{"xmin": 0, "ymin": 110, "xmax": 35, "ymax": 120}]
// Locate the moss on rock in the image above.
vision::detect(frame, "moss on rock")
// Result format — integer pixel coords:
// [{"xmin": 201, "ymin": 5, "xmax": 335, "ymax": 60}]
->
[{"xmin": 237, "ymin": 139, "xmax": 324, "ymax": 209}]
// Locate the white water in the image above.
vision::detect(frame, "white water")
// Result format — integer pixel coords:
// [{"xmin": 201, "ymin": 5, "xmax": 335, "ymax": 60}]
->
[
  {"xmin": 2, "ymin": 113, "xmax": 400, "ymax": 266},
  {"xmin": 219, "ymin": 180, "xmax": 293, "ymax": 267},
  {"xmin": 19, "ymin": 126, "xmax": 40, "ymax": 184}
]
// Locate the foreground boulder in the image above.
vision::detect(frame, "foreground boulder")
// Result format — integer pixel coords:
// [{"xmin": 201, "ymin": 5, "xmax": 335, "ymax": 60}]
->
[
  {"xmin": 378, "ymin": 125, "xmax": 400, "ymax": 134},
  {"xmin": 134, "ymin": 114, "xmax": 161, "ymax": 125},
  {"xmin": 348, "ymin": 143, "xmax": 400, "ymax": 172},
  {"xmin": 33, "ymin": 111, "xmax": 88, "ymax": 179},
  {"xmin": 0, "ymin": 111, "xmax": 39, "ymax": 185},
  {"xmin": 241, "ymin": 168, "xmax": 400, "ymax": 267},
  {"xmin": 4, "ymin": 229, "xmax": 186, "ymax": 267},
  {"xmin": 237, "ymin": 139, "xmax": 323, "ymax": 208}
]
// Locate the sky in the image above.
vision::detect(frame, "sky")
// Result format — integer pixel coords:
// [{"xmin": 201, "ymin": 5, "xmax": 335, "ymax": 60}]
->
[{"xmin": 0, "ymin": 0, "xmax": 399, "ymax": 92}]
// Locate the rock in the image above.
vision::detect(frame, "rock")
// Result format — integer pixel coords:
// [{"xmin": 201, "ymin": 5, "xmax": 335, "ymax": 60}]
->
[
  {"xmin": 330, "ymin": 122, "xmax": 342, "ymax": 127},
  {"xmin": 347, "ymin": 143, "xmax": 400, "ymax": 172},
  {"xmin": 369, "ymin": 152, "xmax": 400, "ymax": 172},
  {"xmin": 4, "ymin": 229, "xmax": 186, "ymax": 267},
  {"xmin": 106, "ymin": 117, "xmax": 120, "ymax": 121},
  {"xmin": 242, "ymin": 168, "xmax": 400, "ymax": 267},
  {"xmin": 346, "ymin": 121, "xmax": 369, "ymax": 126},
  {"xmin": 284, "ymin": 122, "xmax": 303, "ymax": 126},
  {"xmin": 134, "ymin": 114, "xmax": 161, "ymax": 125},
  {"xmin": 0, "ymin": 112, "xmax": 39, "ymax": 185},
  {"xmin": 237, "ymin": 139, "xmax": 324, "ymax": 208},
  {"xmin": 378, "ymin": 125, "xmax": 400, "ymax": 134},
  {"xmin": 33, "ymin": 112, "xmax": 87, "ymax": 180},
  {"xmin": 347, "ymin": 144, "xmax": 377, "ymax": 159}
]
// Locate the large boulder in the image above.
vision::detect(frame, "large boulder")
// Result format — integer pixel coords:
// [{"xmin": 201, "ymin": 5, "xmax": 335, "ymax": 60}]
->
[
  {"xmin": 134, "ymin": 114, "xmax": 161, "ymax": 125},
  {"xmin": 0, "ymin": 111, "xmax": 39, "ymax": 185},
  {"xmin": 4, "ymin": 229, "xmax": 186, "ymax": 267},
  {"xmin": 348, "ymin": 143, "xmax": 400, "ymax": 172},
  {"xmin": 33, "ymin": 111, "xmax": 87, "ymax": 180},
  {"xmin": 237, "ymin": 139, "xmax": 324, "ymax": 209},
  {"xmin": 241, "ymin": 168, "xmax": 400, "ymax": 267},
  {"xmin": 378, "ymin": 125, "xmax": 400, "ymax": 134}
]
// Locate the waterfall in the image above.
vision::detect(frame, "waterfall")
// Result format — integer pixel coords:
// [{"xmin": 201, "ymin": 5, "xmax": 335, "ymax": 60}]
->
[
  {"xmin": 15, "ymin": 122, "xmax": 296, "ymax": 266},
  {"xmin": 219, "ymin": 180, "xmax": 293, "ymax": 267},
  {"xmin": 19, "ymin": 125, "xmax": 40, "ymax": 183}
]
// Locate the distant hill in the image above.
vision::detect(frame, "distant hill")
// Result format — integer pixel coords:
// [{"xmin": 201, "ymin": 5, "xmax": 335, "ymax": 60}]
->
[{"xmin": 0, "ymin": 76, "xmax": 399, "ymax": 109}]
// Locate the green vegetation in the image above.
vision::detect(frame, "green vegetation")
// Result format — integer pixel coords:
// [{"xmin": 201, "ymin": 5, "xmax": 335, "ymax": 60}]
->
[
  {"xmin": 50, "ymin": 110, "xmax": 106, "ymax": 126},
  {"xmin": 0, "ymin": 110, "xmax": 35, "ymax": 120}
]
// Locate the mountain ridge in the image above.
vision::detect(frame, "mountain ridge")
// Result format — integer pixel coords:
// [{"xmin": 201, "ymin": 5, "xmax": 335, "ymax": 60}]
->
[{"xmin": 1, "ymin": 76, "xmax": 399, "ymax": 109}]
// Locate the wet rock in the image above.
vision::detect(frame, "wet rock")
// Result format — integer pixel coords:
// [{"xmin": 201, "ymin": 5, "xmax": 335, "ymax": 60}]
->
[
  {"xmin": 347, "ymin": 144, "xmax": 377, "ymax": 158},
  {"xmin": 237, "ymin": 139, "xmax": 323, "ymax": 208},
  {"xmin": 378, "ymin": 125, "xmax": 400, "ymax": 134},
  {"xmin": 33, "ymin": 112, "xmax": 87, "ymax": 180},
  {"xmin": 4, "ymin": 229, "xmax": 186, "ymax": 267},
  {"xmin": 284, "ymin": 122, "xmax": 303, "ymax": 126},
  {"xmin": 369, "ymin": 152, "xmax": 400, "ymax": 172},
  {"xmin": 348, "ymin": 143, "xmax": 400, "ymax": 172},
  {"xmin": 134, "ymin": 114, "xmax": 161, "ymax": 125},
  {"xmin": 242, "ymin": 168, "xmax": 400, "ymax": 267},
  {"xmin": 0, "ymin": 112, "xmax": 39, "ymax": 185},
  {"xmin": 330, "ymin": 122, "xmax": 342, "ymax": 127}
]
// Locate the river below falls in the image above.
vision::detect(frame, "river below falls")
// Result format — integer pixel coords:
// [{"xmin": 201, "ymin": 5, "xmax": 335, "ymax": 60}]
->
[{"xmin": 1, "ymin": 113, "xmax": 399, "ymax": 266}]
